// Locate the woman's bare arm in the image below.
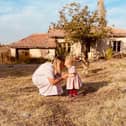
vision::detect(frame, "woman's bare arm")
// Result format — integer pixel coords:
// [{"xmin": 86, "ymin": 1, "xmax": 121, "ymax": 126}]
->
[
  {"xmin": 48, "ymin": 77, "xmax": 63, "ymax": 85},
  {"xmin": 48, "ymin": 74, "xmax": 68, "ymax": 85}
]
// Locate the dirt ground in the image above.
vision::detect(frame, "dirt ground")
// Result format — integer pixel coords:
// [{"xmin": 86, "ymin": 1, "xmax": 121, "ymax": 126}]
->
[{"xmin": 0, "ymin": 58, "xmax": 126, "ymax": 126}]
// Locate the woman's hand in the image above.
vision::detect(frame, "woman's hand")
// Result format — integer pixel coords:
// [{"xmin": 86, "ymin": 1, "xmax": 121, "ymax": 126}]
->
[
  {"xmin": 48, "ymin": 73, "xmax": 68, "ymax": 85},
  {"xmin": 48, "ymin": 77, "xmax": 63, "ymax": 85}
]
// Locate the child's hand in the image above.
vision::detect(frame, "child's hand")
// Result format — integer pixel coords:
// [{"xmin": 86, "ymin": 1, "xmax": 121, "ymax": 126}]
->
[
  {"xmin": 68, "ymin": 73, "xmax": 75, "ymax": 77},
  {"xmin": 62, "ymin": 74, "xmax": 68, "ymax": 79}
]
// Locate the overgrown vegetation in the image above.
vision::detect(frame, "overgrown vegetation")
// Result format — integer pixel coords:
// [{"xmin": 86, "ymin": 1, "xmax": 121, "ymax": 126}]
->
[
  {"xmin": 52, "ymin": 2, "xmax": 110, "ymax": 62},
  {"xmin": 105, "ymin": 47, "xmax": 113, "ymax": 60}
]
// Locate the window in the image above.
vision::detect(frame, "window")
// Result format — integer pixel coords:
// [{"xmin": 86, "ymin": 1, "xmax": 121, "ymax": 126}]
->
[
  {"xmin": 117, "ymin": 41, "xmax": 121, "ymax": 52},
  {"xmin": 113, "ymin": 41, "xmax": 116, "ymax": 51},
  {"xmin": 112, "ymin": 41, "xmax": 121, "ymax": 52}
]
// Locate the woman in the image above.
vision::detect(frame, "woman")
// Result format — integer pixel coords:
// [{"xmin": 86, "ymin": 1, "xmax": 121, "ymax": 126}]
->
[{"xmin": 32, "ymin": 57, "xmax": 66, "ymax": 96}]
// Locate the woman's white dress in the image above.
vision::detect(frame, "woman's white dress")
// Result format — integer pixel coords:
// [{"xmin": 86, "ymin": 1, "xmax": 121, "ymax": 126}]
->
[
  {"xmin": 32, "ymin": 62, "xmax": 63, "ymax": 96},
  {"xmin": 66, "ymin": 66, "xmax": 82, "ymax": 90}
]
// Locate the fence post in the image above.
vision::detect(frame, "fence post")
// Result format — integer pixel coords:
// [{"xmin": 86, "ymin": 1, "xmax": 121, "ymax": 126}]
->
[
  {"xmin": 0, "ymin": 53, "xmax": 1, "ymax": 64},
  {"xmin": 1, "ymin": 53, "xmax": 4, "ymax": 64}
]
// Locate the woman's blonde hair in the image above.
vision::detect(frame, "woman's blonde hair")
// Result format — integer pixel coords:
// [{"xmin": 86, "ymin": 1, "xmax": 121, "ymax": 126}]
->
[{"xmin": 53, "ymin": 57, "xmax": 64, "ymax": 74}]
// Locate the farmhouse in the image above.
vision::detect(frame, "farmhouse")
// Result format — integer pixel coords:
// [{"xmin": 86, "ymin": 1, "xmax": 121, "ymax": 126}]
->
[
  {"xmin": 9, "ymin": 28, "xmax": 126, "ymax": 61},
  {"xmin": 10, "ymin": 29, "xmax": 71, "ymax": 61},
  {"xmin": 10, "ymin": 33, "xmax": 56, "ymax": 61},
  {"xmin": 48, "ymin": 28, "xmax": 82, "ymax": 57},
  {"xmin": 111, "ymin": 28, "xmax": 126, "ymax": 53},
  {"xmin": 49, "ymin": 28, "xmax": 126, "ymax": 60}
]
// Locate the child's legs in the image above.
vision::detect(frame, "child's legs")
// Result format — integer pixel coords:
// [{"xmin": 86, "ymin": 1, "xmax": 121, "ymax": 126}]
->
[
  {"xmin": 72, "ymin": 83, "xmax": 78, "ymax": 96},
  {"xmin": 68, "ymin": 89, "xmax": 78, "ymax": 96},
  {"xmin": 72, "ymin": 89, "xmax": 78, "ymax": 96},
  {"xmin": 68, "ymin": 90, "xmax": 73, "ymax": 96}
]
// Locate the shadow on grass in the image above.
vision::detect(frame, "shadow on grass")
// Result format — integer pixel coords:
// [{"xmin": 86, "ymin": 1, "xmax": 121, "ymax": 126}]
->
[
  {"xmin": 0, "ymin": 64, "xmax": 39, "ymax": 78},
  {"xmin": 19, "ymin": 86, "xmax": 37, "ymax": 93},
  {"xmin": 89, "ymin": 68, "xmax": 104, "ymax": 74},
  {"xmin": 62, "ymin": 81, "xmax": 108, "ymax": 96},
  {"xmin": 0, "ymin": 86, "xmax": 38, "ymax": 99},
  {"xmin": 79, "ymin": 81, "xmax": 108, "ymax": 95}
]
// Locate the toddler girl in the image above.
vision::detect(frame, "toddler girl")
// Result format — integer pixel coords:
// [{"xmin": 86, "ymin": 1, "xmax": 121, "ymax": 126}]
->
[{"xmin": 64, "ymin": 56, "xmax": 82, "ymax": 97}]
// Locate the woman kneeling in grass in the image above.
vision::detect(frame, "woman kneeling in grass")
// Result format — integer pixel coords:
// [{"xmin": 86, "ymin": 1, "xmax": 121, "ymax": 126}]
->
[{"xmin": 32, "ymin": 57, "xmax": 67, "ymax": 96}]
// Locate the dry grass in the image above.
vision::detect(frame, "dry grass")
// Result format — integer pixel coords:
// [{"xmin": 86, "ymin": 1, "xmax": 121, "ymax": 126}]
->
[{"xmin": 0, "ymin": 58, "xmax": 126, "ymax": 126}]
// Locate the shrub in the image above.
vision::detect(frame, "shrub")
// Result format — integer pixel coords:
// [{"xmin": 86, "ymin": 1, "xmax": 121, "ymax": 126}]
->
[{"xmin": 105, "ymin": 48, "xmax": 113, "ymax": 60}]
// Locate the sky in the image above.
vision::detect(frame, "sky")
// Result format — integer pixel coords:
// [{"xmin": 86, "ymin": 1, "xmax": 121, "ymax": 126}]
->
[{"xmin": 0, "ymin": 0, "xmax": 126, "ymax": 44}]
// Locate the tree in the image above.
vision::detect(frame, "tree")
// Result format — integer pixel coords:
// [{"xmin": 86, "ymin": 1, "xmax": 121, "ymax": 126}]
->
[{"xmin": 52, "ymin": 2, "xmax": 110, "ymax": 65}]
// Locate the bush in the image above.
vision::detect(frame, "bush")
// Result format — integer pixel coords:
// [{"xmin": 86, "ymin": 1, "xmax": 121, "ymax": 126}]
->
[{"xmin": 105, "ymin": 48, "xmax": 113, "ymax": 60}]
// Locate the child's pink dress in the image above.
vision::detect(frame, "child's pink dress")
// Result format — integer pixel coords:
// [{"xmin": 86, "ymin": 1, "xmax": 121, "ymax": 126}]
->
[{"xmin": 66, "ymin": 66, "xmax": 82, "ymax": 90}]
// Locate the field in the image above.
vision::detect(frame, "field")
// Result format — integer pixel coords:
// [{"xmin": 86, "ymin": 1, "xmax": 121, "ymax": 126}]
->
[{"xmin": 0, "ymin": 58, "xmax": 126, "ymax": 126}]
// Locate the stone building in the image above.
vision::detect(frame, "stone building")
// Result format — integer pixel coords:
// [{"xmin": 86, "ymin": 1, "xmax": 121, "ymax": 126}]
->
[
  {"xmin": 9, "ymin": 28, "xmax": 126, "ymax": 61},
  {"xmin": 10, "ymin": 33, "xmax": 56, "ymax": 61}
]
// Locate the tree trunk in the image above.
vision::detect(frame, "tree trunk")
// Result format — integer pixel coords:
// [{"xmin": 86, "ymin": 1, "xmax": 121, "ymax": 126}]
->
[{"xmin": 81, "ymin": 43, "xmax": 89, "ymax": 75}]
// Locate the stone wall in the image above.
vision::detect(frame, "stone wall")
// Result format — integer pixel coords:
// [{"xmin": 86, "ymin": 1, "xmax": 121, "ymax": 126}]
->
[{"xmin": 10, "ymin": 48, "xmax": 55, "ymax": 60}]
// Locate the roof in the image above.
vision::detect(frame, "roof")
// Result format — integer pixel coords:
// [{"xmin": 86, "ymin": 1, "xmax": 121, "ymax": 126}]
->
[
  {"xmin": 48, "ymin": 28, "xmax": 126, "ymax": 38},
  {"xmin": 48, "ymin": 29, "xmax": 65, "ymax": 38},
  {"xmin": 111, "ymin": 28, "xmax": 126, "ymax": 37},
  {"xmin": 10, "ymin": 34, "xmax": 56, "ymax": 49},
  {"xmin": 9, "ymin": 27, "xmax": 126, "ymax": 49}
]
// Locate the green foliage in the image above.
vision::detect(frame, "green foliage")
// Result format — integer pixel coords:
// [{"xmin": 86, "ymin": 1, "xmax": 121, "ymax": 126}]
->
[
  {"xmin": 53, "ymin": 2, "xmax": 109, "ymax": 42},
  {"xmin": 105, "ymin": 48, "xmax": 113, "ymax": 60},
  {"xmin": 52, "ymin": 2, "xmax": 110, "ymax": 61}
]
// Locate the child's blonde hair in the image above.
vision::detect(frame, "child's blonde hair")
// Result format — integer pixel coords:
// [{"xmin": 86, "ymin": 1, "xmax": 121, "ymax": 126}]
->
[{"xmin": 65, "ymin": 55, "xmax": 74, "ymax": 66}]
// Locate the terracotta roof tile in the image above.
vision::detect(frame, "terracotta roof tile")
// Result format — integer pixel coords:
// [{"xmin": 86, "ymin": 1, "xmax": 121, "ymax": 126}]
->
[
  {"xmin": 10, "ymin": 33, "xmax": 56, "ymax": 49},
  {"xmin": 112, "ymin": 28, "xmax": 126, "ymax": 37}
]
